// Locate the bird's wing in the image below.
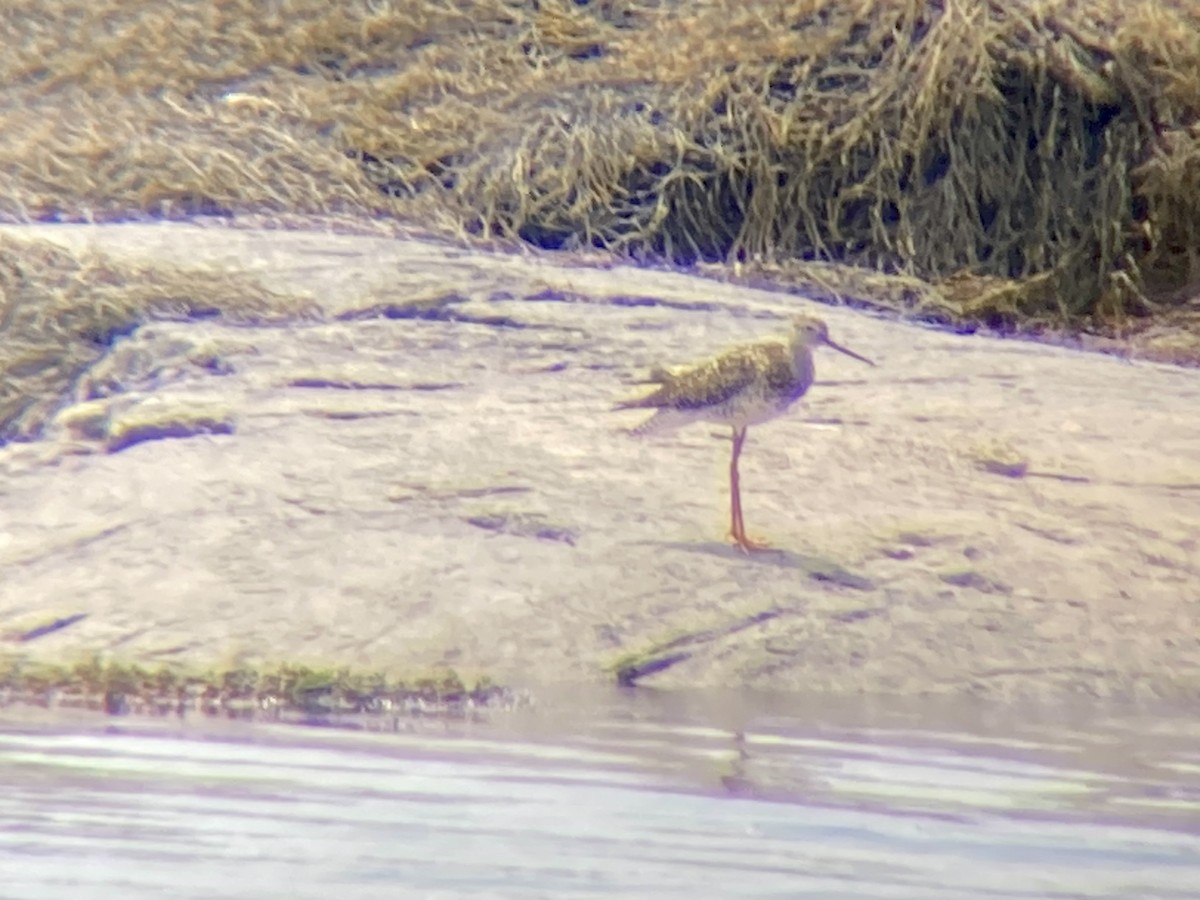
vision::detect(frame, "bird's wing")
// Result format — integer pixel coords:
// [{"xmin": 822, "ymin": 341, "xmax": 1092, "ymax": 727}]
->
[{"xmin": 616, "ymin": 343, "xmax": 785, "ymax": 410}]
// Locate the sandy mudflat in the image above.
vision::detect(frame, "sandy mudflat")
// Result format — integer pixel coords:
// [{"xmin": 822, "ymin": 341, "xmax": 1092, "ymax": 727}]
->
[{"xmin": 1, "ymin": 221, "xmax": 1198, "ymax": 702}]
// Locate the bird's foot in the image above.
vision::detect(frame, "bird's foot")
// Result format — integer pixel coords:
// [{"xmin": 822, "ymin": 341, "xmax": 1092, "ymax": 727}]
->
[{"xmin": 727, "ymin": 530, "xmax": 773, "ymax": 553}]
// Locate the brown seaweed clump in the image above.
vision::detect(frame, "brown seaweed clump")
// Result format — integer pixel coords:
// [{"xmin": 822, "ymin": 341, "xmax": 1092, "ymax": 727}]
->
[
  {"xmin": 0, "ymin": 233, "xmax": 315, "ymax": 442},
  {"xmin": 0, "ymin": 0, "xmax": 1198, "ymax": 342}
]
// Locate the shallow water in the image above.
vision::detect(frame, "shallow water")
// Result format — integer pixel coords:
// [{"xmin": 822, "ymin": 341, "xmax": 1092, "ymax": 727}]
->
[{"xmin": 2, "ymin": 689, "xmax": 1198, "ymax": 899}]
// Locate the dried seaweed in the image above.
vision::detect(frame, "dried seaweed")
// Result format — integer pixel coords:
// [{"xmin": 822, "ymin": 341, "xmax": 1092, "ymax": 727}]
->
[{"xmin": 1, "ymin": 0, "xmax": 1198, "ymax": 337}]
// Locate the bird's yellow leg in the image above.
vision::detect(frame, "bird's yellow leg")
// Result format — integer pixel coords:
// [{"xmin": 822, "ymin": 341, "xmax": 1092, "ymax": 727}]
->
[
  {"xmin": 727, "ymin": 428, "xmax": 772, "ymax": 552},
  {"xmin": 728, "ymin": 427, "xmax": 744, "ymax": 542}
]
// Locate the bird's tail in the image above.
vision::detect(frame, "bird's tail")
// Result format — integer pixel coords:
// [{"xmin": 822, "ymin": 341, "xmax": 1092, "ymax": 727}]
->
[
  {"xmin": 621, "ymin": 406, "xmax": 697, "ymax": 436},
  {"xmin": 614, "ymin": 366, "xmax": 686, "ymax": 434}
]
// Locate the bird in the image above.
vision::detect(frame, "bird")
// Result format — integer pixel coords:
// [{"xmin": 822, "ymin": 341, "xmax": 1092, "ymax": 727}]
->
[{"xmin": 614, "ymin": 315, "xmax": 875, "ymax": 552}]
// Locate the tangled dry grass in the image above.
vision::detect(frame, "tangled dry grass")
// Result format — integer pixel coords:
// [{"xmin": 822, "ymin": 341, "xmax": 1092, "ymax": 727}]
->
[
  {"xmin": 2, "ymin": 0, "xmax": 1200, "ymax": 442},
  {"xmin": 0, "ymin": 233, "xmax": 314, "ymax": 442}
]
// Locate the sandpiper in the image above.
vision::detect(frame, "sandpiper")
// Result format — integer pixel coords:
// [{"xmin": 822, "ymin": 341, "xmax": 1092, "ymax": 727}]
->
[{"xmin": 615, "ymin": 315, "xmax": 874, "ymax": 551}]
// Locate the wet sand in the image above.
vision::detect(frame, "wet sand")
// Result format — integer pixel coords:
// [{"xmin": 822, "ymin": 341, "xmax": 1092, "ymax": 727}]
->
[{"xmin": 1, "ymin": 221, "xmax": 1198, "ymax": 702}]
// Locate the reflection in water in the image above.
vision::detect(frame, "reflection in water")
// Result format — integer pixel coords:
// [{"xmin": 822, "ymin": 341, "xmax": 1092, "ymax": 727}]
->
[{"xmin": 2, "ymin": 689, "xmax": 1198, "ymax": 899}]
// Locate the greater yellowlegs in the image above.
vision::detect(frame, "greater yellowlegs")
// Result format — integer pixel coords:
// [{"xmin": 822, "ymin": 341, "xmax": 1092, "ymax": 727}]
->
[{"xmin": 615, "ymin": 315, "xmax": 874, "ymax": 551}]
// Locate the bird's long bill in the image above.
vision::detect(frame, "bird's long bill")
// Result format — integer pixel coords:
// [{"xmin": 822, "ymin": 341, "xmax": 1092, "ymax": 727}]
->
[{"xmin": 823, "ymin": 336, "xmax": 876, "ymax": 367}]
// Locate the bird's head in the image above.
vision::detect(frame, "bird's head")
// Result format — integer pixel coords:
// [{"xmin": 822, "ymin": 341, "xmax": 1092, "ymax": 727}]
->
[
  {"xmin": 790, "ymin": 315, "xmax": 875, "ymax": 366},
  {"xmin": 790, "ymin": 315, "xmax": 831, "ymax": 348}
]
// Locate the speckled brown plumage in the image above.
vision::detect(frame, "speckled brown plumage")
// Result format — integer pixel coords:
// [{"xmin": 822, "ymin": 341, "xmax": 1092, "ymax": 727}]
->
[
  {"xmin": 615, "ymin": 315, "xmax": 874, "ymax": 551},
  {"xmin": 615, "ymin": 339, "xmax": 813, "ymax": 432}
]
